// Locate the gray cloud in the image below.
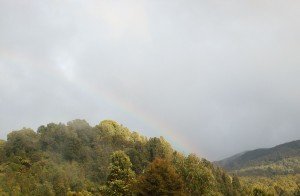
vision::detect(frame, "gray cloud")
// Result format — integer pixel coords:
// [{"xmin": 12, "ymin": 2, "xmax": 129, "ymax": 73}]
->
[{"xmin": 1, "ymin": 0, "xmax": 300, "ymax": 160}]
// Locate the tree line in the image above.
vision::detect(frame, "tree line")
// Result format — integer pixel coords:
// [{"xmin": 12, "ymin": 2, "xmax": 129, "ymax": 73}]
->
[{"xmin": 0, "ymin": 119, "xmax": 299, "ymax": 195}]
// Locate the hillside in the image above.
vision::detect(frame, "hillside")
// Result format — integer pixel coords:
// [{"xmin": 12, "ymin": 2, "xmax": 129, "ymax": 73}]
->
[
  {"xmin": 215, "ymin": 140, "xmax": 300, "ymax": 195},
  {"xmin": 0, "ymin": 119, "xmax": 245, "ymax": 195},
  {"xmin": 216, "ymin": 140, "xmax": 300, "ymax": 176}
]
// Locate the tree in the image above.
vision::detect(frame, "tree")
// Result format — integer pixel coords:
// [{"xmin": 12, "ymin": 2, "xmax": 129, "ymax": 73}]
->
[
  {"xmin": 136, "ymin": 158, "xmax": 184, "ymax": 195},
  {"xmin": 67, "ymin": 119, "xmax": 93, "ymax": 145},
  {"xmin": 0, "ymin": 140, "xmax": 6, "ymax": 162},
  {"xmin": 97, "ymin": 120, "xmax": 133, "ymax": 149},
  {"xmin": 252, "ymin": 187, "xmax": 268, "ymax": 196},
  {"xmin": 5, "ymin": 128, "xmax": 39, "ymax": 160},
  {"xmin": 294, "ymin": 185, "xmax": 300, "ymax": 196},
  {"xmin": 146, "ymin": 137, "xmax": 173, "ymax": 161},
  {"xmin": 232, "ymin": 174, "xmax": 242, "ymax": 196},
  {"xmin": 274, "ymin": 185, "xmax": 285, "ymax": 196},
  {"xmin": 106, "ymin": 151, "xmax": 135, "ymax": 196},
  {"xmin": 177, "ymin": 154, "xmax": 215, "ymax": 195}
]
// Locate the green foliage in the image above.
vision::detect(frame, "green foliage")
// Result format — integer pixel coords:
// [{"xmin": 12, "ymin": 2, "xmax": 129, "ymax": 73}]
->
[
  {"xmin": 232, "ymin": 174, "xmax": 241, "ymax": 190},
  {"xmin": 174, "ymin": 153, "xmax": 216, "ymax": 195},
  {"xmin": 294, "ymin": 184, "xmax": 300, "ymax": 196},
  {"xmin": 0, "ymin": 119, "xmax": 298, "ymax": 195},
  {"xmin": 217, "ymin": 140, "xmax": 300, "ymax": 174},
  {"xmin": 105, "ymin": 151, "xmax": 135, "ymax": 196},
  {"xmin": 216, "ymin": 140, "xmax": 300, "ymax": 195},
  {"xmin": 136, "ymin": 158, "xmax": 184, "ymax": 195},
  {"xmin": 147, "ymin": 137, "xmax": 173, "ymax": 161},
  {"xmin": 252, "ymin": 187, "xmax": 268, "ymax": 196},
  {"xmin": 240, "ymin": 174, "xmax": 300, "ymax": 195},
  {"xmin": 5, "ymin": 128, "xmax": 39, "ymax": 159}
]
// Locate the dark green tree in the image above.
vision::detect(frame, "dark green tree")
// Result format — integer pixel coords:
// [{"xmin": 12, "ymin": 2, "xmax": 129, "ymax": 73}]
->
[{"xmin": 146, "ymin": 137, "xmax": 173, "ymax": 161}]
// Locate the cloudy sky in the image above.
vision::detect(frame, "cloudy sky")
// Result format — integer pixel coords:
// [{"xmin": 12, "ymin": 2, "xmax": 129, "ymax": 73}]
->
[{"xmin": 1, "ymin": 0, "xmax": 300, "ymax": 160}]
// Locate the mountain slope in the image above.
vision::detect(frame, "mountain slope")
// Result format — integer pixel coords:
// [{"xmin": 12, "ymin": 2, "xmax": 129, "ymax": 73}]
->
[
  {"xmin": 0, "ymin": 119, "xmax": 242, "ymax": 195},
  {"xmin": 216, "ymin": 140, "xmax": 300, "ymax": 176}
]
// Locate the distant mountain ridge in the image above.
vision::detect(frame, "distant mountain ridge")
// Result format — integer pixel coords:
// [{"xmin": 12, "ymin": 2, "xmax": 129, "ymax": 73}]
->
[{"xmin": 216, "ymin": 140, "xmax": 300, "ymax": 176}]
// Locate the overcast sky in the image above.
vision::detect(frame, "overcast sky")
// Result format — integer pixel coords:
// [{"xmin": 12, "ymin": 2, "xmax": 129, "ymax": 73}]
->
[{"xmin": 1, "ymin": 0, "xmax": 300, "ymax": 160}]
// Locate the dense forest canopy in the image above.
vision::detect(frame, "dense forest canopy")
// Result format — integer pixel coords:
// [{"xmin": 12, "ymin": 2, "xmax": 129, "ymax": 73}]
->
[{"xmin": 0, "ymin": 119, "xmax": 299, "ymax": 195}]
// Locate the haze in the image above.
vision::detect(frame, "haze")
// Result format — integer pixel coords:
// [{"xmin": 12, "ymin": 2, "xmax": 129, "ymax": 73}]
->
[{"xmin": 1, "ymin": 0, "xmax": 300, "ymax": 160}]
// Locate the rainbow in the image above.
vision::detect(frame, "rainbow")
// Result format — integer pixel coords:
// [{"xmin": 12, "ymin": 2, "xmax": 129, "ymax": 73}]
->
[{"xmin": 0, "ymin": 48, "xmax": 201, "ymax": 156}]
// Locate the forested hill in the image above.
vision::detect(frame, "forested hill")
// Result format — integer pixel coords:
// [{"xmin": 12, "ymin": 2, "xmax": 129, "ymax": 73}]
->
[
  {"xmin": 0, "ymin": 119, "xmax": 247, "ymax": 195},
  {"xmin": 216, "ymin": 140, "xmax": 300, "ymax": 176}
]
